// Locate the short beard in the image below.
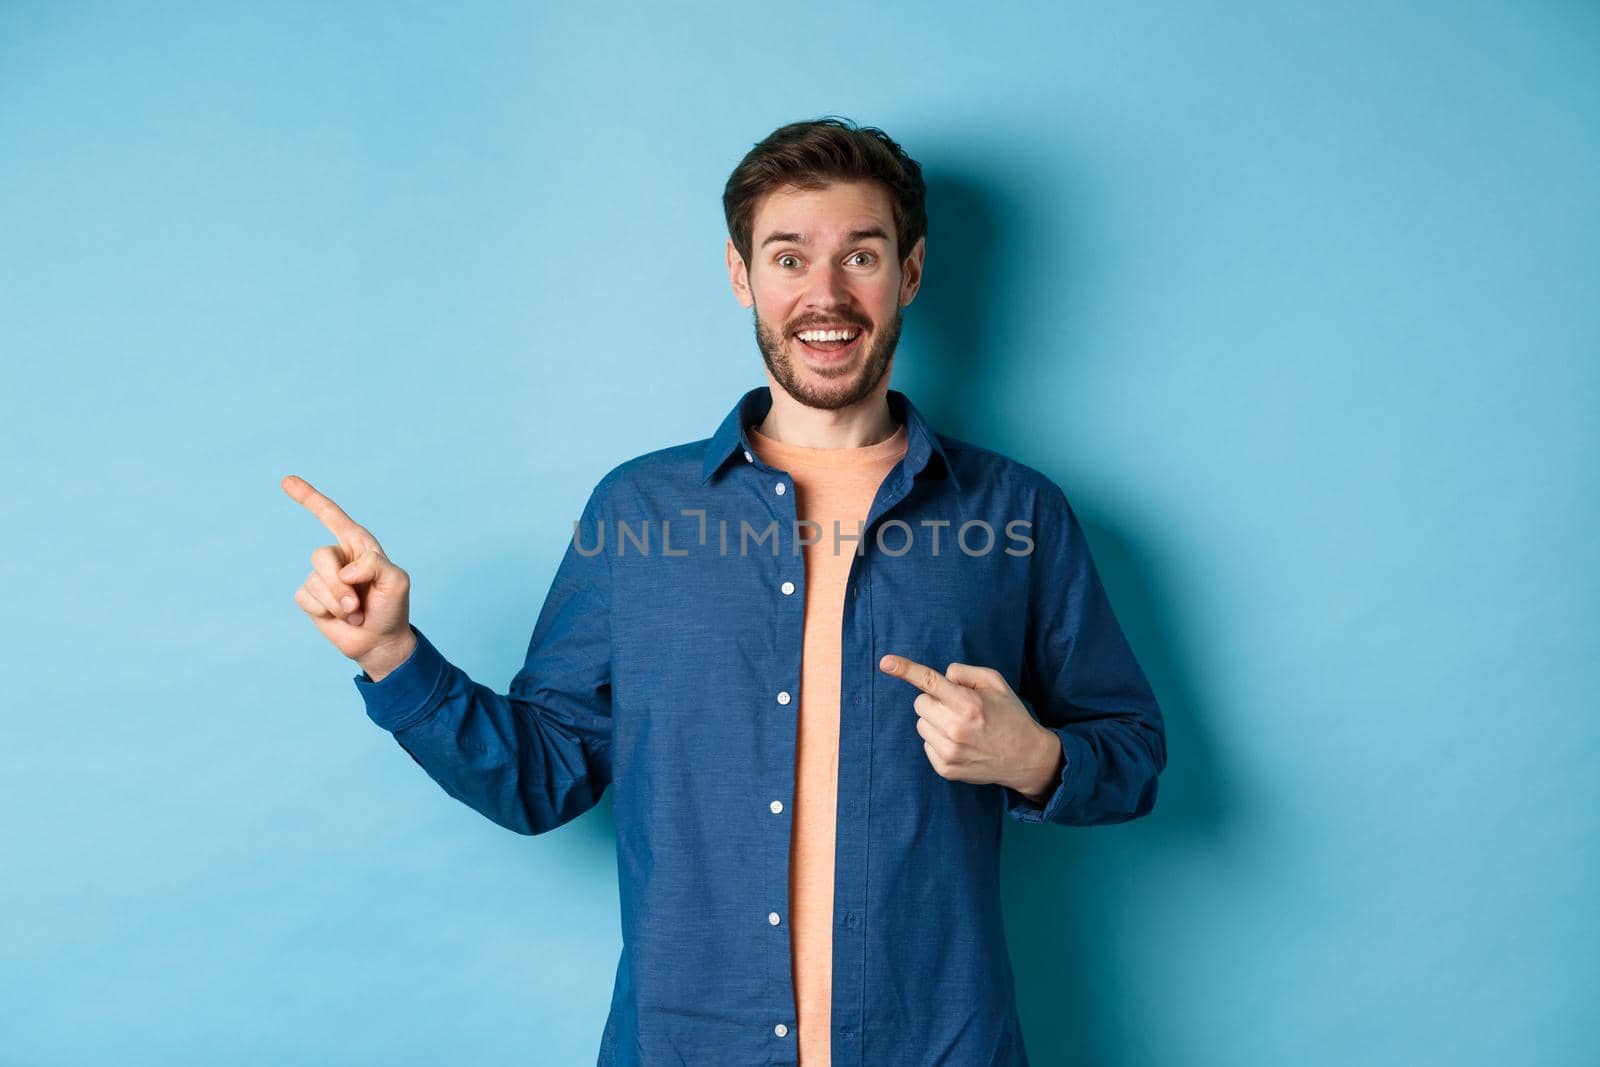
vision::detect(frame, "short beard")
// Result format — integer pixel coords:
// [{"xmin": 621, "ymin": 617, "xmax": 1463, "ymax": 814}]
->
[{"xmin": 753, "ymin": 301, "xmax": 901, "ymax": 411}]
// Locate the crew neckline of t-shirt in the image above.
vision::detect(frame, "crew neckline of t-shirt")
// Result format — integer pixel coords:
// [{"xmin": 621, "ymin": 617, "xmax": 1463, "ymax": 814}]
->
[{"xmin": 747, "ymin": 421, "xmax": 908, "ymax": 470}]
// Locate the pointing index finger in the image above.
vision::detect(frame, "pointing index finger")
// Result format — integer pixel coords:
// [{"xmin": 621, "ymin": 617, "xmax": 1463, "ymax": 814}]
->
[
  {"xmin": 280, "ymin": 474, "xmax": 380, "ymax": 554},
  {"xmin": 879, "ymin": 654, "xmax": 959, "ymax": 700}
]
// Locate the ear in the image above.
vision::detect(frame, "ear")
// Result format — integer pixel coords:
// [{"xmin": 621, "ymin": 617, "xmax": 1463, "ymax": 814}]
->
[
  {"xmin": 898, "ymin": 235, "xmax": 926, "ymax": 307},
  {"xmin": 727, "ymin": 238, "xmax": 753, "ymax": 309}
]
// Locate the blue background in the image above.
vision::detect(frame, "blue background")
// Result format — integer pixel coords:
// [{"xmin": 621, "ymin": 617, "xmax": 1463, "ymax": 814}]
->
[{"xmin": 3, "ymin": 2, "xmax": 1595, "ymax": 1064}]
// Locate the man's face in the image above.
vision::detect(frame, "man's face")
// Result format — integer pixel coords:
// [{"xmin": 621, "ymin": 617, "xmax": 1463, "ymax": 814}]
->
[{"xmin": 727, "ymin": 179, "xmax": 925, "ymax": 411}]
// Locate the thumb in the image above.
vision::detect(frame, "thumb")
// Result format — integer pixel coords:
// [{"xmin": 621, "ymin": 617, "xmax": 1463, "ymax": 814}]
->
[
  {"xmin": 338, "ymin": 547, "xmax": 388, "ymax": 585},
  {"xmin": 944, "ymin": 661, "xmax": 1009, "ymax": 693}
]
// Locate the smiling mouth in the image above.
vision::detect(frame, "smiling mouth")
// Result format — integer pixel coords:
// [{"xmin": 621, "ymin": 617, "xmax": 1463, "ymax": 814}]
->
[{"xmin": 793, "ymin": 328, "xmax": 865, "ymax": 360}]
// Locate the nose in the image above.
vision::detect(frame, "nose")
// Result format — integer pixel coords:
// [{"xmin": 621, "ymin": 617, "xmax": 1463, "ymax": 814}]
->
[{"xmin": 803, "ymin": 258, "xmax": 854, "ymax": 311}]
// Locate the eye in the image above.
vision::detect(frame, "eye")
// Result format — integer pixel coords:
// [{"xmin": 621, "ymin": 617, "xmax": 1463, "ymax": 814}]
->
[
  {"xmin": 776, "ymin": 254, "xmax": 801, "ymax": 270},
  {"xmin": 848, "ymin": 251, "xmax": 876, "ymax": 266}
]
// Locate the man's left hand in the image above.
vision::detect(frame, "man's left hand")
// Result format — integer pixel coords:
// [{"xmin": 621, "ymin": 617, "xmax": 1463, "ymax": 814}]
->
[{"xmin": 878, "ymin": 654, "xmax": 1065, "ymax": 803}]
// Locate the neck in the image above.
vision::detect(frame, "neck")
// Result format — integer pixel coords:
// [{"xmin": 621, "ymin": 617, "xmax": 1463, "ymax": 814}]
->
[{"xmin": 756, "ymin": 373, "xmax": 897, "ymax": 449}]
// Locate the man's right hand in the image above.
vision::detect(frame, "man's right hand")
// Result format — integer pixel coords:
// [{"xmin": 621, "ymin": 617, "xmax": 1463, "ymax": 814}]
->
[{"xmin": 281, "ymin": 474, "xmax": 416, "ymax": 680}]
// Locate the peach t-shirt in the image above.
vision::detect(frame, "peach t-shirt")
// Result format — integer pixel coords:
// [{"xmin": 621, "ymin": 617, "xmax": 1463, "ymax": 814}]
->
[{"xmin": 746, "ymin": 419, "xmax": 909, "ymax": 1067}]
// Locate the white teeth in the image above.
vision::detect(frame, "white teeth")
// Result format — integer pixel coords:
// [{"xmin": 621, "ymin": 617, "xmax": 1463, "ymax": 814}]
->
[{"xmin": 797, "ymin": 328, "xmax": 860, "ymax": 342}]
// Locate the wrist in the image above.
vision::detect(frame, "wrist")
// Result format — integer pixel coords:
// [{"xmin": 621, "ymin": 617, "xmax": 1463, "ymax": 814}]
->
[
  {"xmin": 359, "ymin": 626, "xmax": 417, "ymax": 682},
  {"xmin": 1017, "ymin": 725, "xmax": 1065, "ymax": 804}
]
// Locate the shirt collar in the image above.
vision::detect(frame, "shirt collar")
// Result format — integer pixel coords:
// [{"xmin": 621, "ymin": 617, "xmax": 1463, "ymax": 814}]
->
[{"xmin": 700, "ymin": 385, "xmax": 960, "ymax": 492}]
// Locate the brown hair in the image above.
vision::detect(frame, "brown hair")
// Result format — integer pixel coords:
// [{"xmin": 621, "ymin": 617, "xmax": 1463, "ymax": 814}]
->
[{"xmin": 723, "ymin": 115, "xmax": 927, "ymax": 273}]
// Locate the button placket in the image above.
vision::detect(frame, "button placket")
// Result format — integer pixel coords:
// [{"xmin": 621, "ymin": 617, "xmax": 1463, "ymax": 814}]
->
[{"xmin": 754, "ymin": 450, "xmax": 800, "ymax": 1042}]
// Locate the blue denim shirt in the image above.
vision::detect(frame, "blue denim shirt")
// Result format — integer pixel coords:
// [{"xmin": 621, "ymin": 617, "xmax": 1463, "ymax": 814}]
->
[{"xmin": 355, "ymin": 386, "xmax": 1165, "ymax": 1066}]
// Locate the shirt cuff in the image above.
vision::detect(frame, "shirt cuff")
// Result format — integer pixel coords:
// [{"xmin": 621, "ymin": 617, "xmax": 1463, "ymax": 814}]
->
[
  {"xmin": 351, "ymin": 625, "xmax": 452, "ymax": 732},
  {"xmin": 1004, "ymin": 727, "xmax": 1075, "ymax": 824}
]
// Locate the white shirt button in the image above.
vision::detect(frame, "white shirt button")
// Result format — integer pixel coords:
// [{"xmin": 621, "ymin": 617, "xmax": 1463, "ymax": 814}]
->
[
  {"xmin": 768, "ymin": 911, "xmax": 781, "ymax": 926},
  {"xmin": 774, "ymin": 1023, "xmax": 789, "ymax": 1038},
  {"xmin": 770, "ymin": 800, "xmax": 783, "ymax": 814},
  {"xmin": 777, "ymin": 690, "xmax": 791, "ymax": 705},
  {"xmin": 774, "ymin": 482, "xmax": 786, "ymax": 495},
  {"xmin": 743, "ymin": 450, "xmax": 753, "ymax": 463},
  {"xmin": 780, "ymin": 580, "xmax": 795, "ymax": 596}
]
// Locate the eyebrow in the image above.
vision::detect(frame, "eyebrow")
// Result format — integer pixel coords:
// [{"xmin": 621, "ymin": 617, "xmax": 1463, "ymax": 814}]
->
[{"xmin": 759, "ymin": 227, "xmax": 891, "ymax": 249}]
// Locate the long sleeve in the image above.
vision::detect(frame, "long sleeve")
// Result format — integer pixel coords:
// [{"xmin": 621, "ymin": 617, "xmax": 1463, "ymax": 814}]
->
[
  {"xmin": 353, "ymin": 485, "xmax": 614, "ymax": 836},
  {"xmin": 1005, "ymin": 482, "xmax": 1166, "ymax": 825}
]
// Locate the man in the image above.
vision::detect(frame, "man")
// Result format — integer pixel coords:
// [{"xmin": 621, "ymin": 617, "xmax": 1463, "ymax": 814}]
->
[{"xmin": 284, "ymin": 117, "xmax": 1165, "ymax": 1067}]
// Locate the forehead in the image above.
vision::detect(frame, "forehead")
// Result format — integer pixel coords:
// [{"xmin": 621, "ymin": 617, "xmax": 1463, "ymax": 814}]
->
[{"xmin": 751, "ymin": 180, "xmax": 895, "ymax": 243}]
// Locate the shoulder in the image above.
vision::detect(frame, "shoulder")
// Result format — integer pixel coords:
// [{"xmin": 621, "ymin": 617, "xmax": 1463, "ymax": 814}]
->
[
  {"xmin": 937, "ymin": 433, "xmax": 1071, "ymax": 513},
  {"xmin": 577, "ymin": 437, "xmax": 715, "ymax": 516},
  {"xmin": 598, "ymin": 438, "xmax": 708, "ymax": 488}
]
